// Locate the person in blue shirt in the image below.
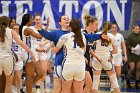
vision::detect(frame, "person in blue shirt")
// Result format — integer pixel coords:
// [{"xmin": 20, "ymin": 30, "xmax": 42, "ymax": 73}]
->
[{"xmin": 36, "ymin": 15, "xmax": 109, "ymax": 93}]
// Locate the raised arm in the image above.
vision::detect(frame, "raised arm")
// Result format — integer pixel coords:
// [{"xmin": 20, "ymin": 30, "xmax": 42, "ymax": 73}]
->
[
  {"xmin": 83, "ymin": 33, "xmax": 109, "ymax": 42},
  {"xmin": 45, "ymin": 17, "xmax": 50, "ymax": 30},
  {"xmin": 53, "ymin": 35, "xmax": 68, "ymax": 53},
  {"xmin": 38, "ymin": 29, "xmax": 54, "ymax": 41},
  {"xmin": 35, "ymin": 22, "xmax": 54, "ymax": 41},
  {"xmin": 24, "ymin": 28, "xmax": 42, "ymax": 39}
]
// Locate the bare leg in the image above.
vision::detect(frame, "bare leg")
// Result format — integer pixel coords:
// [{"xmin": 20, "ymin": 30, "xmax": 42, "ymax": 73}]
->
[
  {"xmin": 106, "ymin": 70, "xmax": 120, "ymax": 93},
  {"xmin": 54, "ymin": 77, "xmax": 62, "ymax": 93},
  {"xmin": 5, "ymin": 73, "xmax": 14, "ymax": 93},
  {"xmin": 25, "ymin": 62, "xmax": 35, "ymax": 93},
  {"xmin": 0, "ymin": 72, "xmax": 6, "ymax": 93},
  {"xmin": 62, "ymin": 80, "xmax": 73, "ymax": 93},
  {"xmin": 73, "ymin": 80, "xmax": 83, "ymax": 93},
  {"xmin": 83, "ymin": 71, "xmax": 92, "ymax": 93}
]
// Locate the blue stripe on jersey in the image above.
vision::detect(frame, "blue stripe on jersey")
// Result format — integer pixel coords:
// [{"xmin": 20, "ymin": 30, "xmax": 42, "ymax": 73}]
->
[
  {"xmin": 25, "ymin": 36, "xmax": 31, "ymax": 63},
  {"xmin": 26, "ymin": 36, "xmax": 31, "ymax": 48},
  {"xmin": 61, "ymin": 59, "xmax": 66, "ymax": 81},
  {"xmin": 73, "ymin": 41, "xmax": 77, "ymax": 48},
  {"xmin": 55, "ymin": 66, "xmax": 61, "ymax": 78}
]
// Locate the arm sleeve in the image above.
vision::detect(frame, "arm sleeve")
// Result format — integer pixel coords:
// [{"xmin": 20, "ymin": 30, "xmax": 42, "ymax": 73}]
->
[
  {"xmin": 83, "ymin": 33, "xmax": 101, "ymax": 42},
  {"xmin": 38, "ymin": 29, "xmax": 54, "ymax": 41},
  {"xmin": 56, "ymin": 35, "xmax": 68, "ymax": 48}
]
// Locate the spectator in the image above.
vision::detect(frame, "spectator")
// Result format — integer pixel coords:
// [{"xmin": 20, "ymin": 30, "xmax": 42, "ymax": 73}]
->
[{"xmin": 126, "ymin": 25, "xmax": 140, "ymax": 89}]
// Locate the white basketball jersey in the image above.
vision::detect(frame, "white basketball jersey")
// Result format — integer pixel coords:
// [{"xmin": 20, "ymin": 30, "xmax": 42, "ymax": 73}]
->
[
  {"xmin": 12, "ymin": 36, "xmax": 22, "ymax": 61},
  {"xmin": 59, "ymin": 32, "xmax": 86, "ymax": 63},
  {"xmin": 94, "ymin": 33, "xmax": 115, "ymax": 56},
  {"xmin": 22, "ymin": 26, "xmax": 44, "ymax": 50},
  {"xmin": 111, "ymin": 33, "xmax": 124, "ymax": 53},
  {"xmin": 0, "ymin": 27, "xmax": 13, "ymax": 58},
  {"xmin": 22, "ymin": 26, "xmax": 32, "ymax": 51},
  {"xmin": 28, "ymin": 26, "xmax": 45, "ymax": 50}
]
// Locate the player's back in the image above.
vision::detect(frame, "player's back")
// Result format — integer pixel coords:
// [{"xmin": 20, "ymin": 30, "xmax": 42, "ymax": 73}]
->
[
  {"xmin": 63, "ymin": 32, "xmax": 86, "ymax": 63},
  {"xmin": 94, "ymin": 33, "xmax": 114, "ymax": 56},
  {"xmin": 0, "ymin": 27, "xmax": 12, "ymax": 58}
]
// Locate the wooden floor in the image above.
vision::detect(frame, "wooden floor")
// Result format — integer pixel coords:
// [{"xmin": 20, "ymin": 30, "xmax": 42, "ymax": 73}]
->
[
  {"xmin": 21, "ymin": 75, "xmax": 140, "ymax": 93},
  {"xmin": 31, "ymin": 88, "xmax": 140, "ymax": 93}
]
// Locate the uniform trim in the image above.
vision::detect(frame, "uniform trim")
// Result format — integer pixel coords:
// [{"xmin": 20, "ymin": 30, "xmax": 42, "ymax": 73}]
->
[{"xmin": 55, "ymin": 66, "xmax": 61, "ymax": 78}]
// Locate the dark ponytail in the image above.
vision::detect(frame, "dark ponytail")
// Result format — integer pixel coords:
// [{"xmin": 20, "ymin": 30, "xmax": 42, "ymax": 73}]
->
[
  {"xmin": 69, "ymin": 19, "xmax": 85, "ymax": 48},
  {"xmin": 19, "ymin": 14, "xmax": 31, "ymax": 40}
]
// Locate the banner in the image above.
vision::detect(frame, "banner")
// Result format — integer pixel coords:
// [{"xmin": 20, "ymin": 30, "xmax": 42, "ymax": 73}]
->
[{"xmin": 0, "ymin": 0, "xmax": 132, "ymax": 30}]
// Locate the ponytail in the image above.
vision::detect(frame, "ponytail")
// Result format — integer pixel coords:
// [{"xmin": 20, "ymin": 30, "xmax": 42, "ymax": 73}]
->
[
  {"xmin": 101, "ymin": 21, "xmax": 112, "ymax": 46},
  {"xmin": 0, "ymin": 16, "xmax": 10, "ymax": 42},
  {"xmin": 69, "ymin": 19, "xmax": 85, "ymax": 48}
]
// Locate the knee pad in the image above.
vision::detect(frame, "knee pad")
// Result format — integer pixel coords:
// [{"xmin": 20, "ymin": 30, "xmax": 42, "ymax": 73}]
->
[
  {"xmin": 109, "ymin": 73, "xmax": 119, "ymax": 88},
  {"xmin": 92, "ymin": 75, "xmax": 100, "ymax": 90}
]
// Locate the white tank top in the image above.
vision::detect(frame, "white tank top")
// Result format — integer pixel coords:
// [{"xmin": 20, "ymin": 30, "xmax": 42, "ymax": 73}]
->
[{"xmin": 0, "ymin": 27, "xmax": 13, "ymax": 58}]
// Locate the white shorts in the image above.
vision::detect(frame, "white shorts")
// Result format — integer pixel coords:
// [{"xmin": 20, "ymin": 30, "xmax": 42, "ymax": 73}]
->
[
  {"xmin": 21, "ymin": 51, "xmax": 32, "ymax": 63},
  {"xmin": 46, "ymin": 48, "xmax": 53, "ymax": 61},
  {"xmin": 62, "ymin": 61, "xmax": 85, "ymax": 81},
  {"xmin": 14, "ymin": 61, "xmax": 23, "ymax": 71},
  {"xmin": 92, "ymin": 56, "xmax": 114, "ymax": 71},
  {"xmin": 0, "ymin": 56, "xmax": 14, "ymax": 76},
  {"xmin": 112, "ymin": 53, "xmax": 122, "ymax": 66},
  {"xmin": 54, "ymin": 65, "xmax": 62, "ymax": 78},
  {"xmin": 33, "ymin": 50, "xmax": 47, "ymax": 61}
]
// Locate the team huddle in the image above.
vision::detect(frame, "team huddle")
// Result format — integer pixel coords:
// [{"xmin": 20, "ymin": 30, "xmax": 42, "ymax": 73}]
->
[{"xmin": 0, "ymin": 13, "xmax": 131, "ymax": 93}]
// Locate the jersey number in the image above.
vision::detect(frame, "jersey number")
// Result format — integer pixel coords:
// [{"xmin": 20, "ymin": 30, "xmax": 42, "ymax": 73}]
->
[
  {"xmin": 13, "ymin": 45, "xmax": 18, "ymax": 52},
  {"xmin": 101, "ymin": 43, "xmax": 108, "ymax": 47}
]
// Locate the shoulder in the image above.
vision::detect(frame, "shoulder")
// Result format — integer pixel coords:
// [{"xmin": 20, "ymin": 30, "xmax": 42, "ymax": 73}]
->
[
  {"xmin": 6, "ymin": 27, "xmax": 12, "ymax": 36},
  {"xmin": 108, "ymin": 33, "xmax": 115, "ymax": 41},
  {"xmin": 117, "ymin": 33, "xmax": 123, "ymax": 37},
  {"xmin": 60, "ymin": 33, "xmax": 69, "ymax": 41}
]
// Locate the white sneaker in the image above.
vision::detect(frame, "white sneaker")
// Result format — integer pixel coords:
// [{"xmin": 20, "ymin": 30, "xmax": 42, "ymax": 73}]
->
[
  {"xmin": 12, "ymin": 86, "xmax": 17, "ymax": 93},
  {"xmin": 36, "ymin": 88, "xmax": 41, "ymax": 93},
  {"xmin": 40, "ymin": 82, "xmax": 44, "ymax": 93},
  {"xmin": 110, "ymin": 88, "xmax": 114, "ymax": 92},
  {"xmin": 23, "ymin": 86, "xmax": 26, "ymax": 93}
]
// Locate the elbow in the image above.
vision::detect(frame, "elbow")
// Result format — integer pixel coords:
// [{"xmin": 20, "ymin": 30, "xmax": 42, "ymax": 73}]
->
[
  {"xmin": 114, "ymin": 50, "xmax": 118, "ymax": 54},
  {"xmin": 38, "ymin": 35, "xmax": 42, "ymax": 39},
  {"xmin": 112, "ymin": 48, "xmax": 118, "ymax": 54},
  {"xmin": 53, "ymin": 48, "xmax": 58, "ymax": 53}
]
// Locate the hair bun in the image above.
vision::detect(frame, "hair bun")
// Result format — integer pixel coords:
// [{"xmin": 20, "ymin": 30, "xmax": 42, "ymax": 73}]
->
[{"xmin": 83, "ymin": 14, "xmax": 91, "ymax": 21}]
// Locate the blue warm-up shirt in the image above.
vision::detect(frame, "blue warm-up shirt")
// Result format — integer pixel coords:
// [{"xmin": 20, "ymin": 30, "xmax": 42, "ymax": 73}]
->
[{"xmin": 38, "ymin": 29, "xmax": 101, "ymax": 66}]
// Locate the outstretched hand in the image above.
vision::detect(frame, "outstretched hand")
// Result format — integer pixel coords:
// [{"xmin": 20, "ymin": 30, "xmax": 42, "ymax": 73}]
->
[{"xmin": 101, "ymin": 34, "xmax": 110, "ymax": 41}]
